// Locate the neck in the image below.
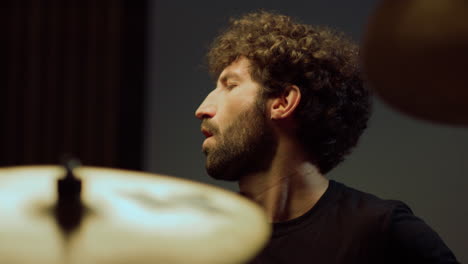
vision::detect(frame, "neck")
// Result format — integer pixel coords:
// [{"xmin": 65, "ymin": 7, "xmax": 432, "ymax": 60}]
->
[{"xmin": 238, "ymin": 140, "xmax": 329, "ymax": 223}]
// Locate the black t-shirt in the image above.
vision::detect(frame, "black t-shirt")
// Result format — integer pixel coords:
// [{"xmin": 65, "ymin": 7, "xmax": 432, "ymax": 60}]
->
[{"xmin": 249, "ymin": 180, "xmax": 458, "ymax": 264}]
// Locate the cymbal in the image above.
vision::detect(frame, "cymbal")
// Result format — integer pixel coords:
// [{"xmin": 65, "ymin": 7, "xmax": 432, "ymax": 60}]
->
[
  {"xmin": 0, "ymin": 166, "xmax": 270, "ymax": 264},
  {"xmin": 361, "ymin": 0, "xmax": 468, "ymax": 126}
]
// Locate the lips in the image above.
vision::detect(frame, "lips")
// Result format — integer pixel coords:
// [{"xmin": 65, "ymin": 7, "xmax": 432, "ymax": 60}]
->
[
  {"xmin": 201, "ymin": 128, "xmax": 213, "ymax": 138},
  {"xmin": 201, "ymin": 128, "xmax": 214, "ymax": 151}
]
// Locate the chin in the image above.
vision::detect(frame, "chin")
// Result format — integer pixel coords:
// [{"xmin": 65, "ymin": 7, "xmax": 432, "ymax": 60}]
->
[{"xmin": 205, "ymin": 163, "xmax": 239, "ymax": 182}]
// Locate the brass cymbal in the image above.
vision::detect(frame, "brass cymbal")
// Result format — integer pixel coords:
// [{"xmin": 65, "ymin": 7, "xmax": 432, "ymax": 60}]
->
[
  {"xmin": 0, "ymin": 166, "xmax": 270, "ymax": 264},
  {"xmin": 361, "ymin": 0, "xmax": 468, "ymax": 126}
]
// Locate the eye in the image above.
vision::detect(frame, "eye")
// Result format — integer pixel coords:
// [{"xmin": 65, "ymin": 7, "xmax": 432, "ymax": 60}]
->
[{"xmin": 226, "ymin": 83, "xmax": 238, "ymax": 90}]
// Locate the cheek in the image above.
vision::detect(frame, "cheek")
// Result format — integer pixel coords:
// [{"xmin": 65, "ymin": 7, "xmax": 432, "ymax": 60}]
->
[
  {"xmin": 216, "ymin": 93, "xmax": 259, "ymax": 134},
  {"xmin": 216, "ymin": 109, "xmax": 237, "ymax": 132}
]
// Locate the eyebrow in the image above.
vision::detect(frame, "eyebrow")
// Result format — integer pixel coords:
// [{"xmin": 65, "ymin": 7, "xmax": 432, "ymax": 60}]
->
[{"xmin": 218, "ymin": 72, "xmax": 242, "ymax": 84}]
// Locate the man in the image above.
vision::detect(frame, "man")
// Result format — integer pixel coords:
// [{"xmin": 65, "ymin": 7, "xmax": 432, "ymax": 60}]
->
[{"xmin": 195, "ymin": 11, "xmax": 458, "ymax": 263}]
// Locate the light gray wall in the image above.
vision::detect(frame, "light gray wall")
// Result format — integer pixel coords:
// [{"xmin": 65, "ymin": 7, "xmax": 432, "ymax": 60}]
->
[{"xmin": 144, "ymin": 0, "xmax": 467, "ymax": 261}]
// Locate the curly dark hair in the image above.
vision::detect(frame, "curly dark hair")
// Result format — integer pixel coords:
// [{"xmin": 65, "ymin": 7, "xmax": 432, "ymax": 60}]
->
[{"xmin": 206, "ymin": 11, "xmax": 371, "ymax": 174}]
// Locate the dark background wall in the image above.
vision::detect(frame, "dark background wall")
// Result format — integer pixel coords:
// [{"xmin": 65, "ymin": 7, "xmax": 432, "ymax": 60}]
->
[{"xmin": 144, "ymin": 0, "xmax": 468, "ymax": 261}]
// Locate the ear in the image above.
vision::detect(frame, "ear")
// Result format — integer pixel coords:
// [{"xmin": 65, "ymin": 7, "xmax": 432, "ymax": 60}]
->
[{"xmin": 269, "ymin": 85, "xmax": 301, "ymax": 120}]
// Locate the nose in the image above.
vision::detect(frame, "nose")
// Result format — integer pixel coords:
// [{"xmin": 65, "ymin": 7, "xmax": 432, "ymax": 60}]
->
[{"xmin": 195, "ymin": 90, "xmax": 217, "ymax": 120}]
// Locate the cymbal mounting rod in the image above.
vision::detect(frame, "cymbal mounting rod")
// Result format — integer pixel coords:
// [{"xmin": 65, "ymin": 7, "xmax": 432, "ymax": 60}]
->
[{"xmin": 55, "ymin": 158, "xmax": 85, "ymax": 236}]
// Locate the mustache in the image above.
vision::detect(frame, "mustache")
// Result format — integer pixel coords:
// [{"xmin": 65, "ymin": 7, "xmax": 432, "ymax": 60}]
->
[{"xmin": 201, "ymin": 120, "xmax": 219, "ymax": 135}]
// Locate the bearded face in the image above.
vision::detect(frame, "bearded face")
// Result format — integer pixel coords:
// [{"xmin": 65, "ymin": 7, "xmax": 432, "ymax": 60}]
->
[
  {"xmin": 196, "ymin": 57, "xmax": 278, "ymax": 181},
  {"xmin": 201, "ymin": 98, "xmax": 277, "ymax": 181}
]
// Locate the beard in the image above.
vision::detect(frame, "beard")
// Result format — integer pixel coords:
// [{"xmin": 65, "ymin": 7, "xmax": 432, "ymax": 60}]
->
[{"xmin": 202, "ymin": 99, "xmax": 278, "ymax": 181}]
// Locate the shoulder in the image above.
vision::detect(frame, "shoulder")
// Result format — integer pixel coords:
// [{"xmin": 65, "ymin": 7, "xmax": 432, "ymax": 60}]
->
[
  {"xmin": 331, "ymin": 181, "xmax": 458, "ymax": 263},
  {"xmin": 320, "ymin": 181, "xmax": 404, "ymax": 242},
  {"xmin": 331, "ymin": 180, "xmax": 403, "ymax": 219},
  {"xmin": 387, "ymin": 201, "xmax": 459, "ymax": 263}
]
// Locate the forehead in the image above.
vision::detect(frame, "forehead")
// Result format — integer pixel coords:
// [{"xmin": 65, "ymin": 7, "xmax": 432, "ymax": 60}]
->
[{"xmin": 218, "ymin": 57, "xmax": 253, "ymax": 82}]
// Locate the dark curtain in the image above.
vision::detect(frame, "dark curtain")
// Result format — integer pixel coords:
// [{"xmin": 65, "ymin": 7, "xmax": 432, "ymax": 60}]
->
[{"xmin": 1, "ymin": 0, "xmax": 147, "ymax": 170}]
